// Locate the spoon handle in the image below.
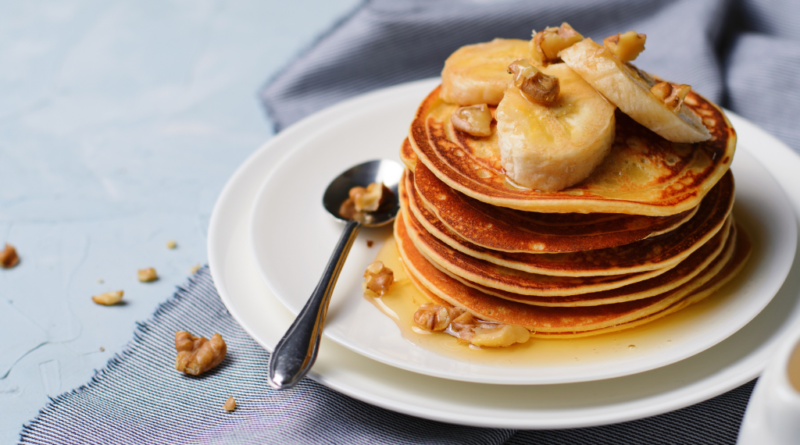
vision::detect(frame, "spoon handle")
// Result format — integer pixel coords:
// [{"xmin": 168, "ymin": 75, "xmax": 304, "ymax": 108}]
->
[{"xmin": 268, "ymin": 219, "xmax": 362, "ymax": 389}]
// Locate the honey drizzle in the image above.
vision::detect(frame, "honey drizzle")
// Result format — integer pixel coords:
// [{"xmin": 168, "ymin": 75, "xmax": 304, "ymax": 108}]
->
[{"xmin": 364, "ymin": 236, "xmax": 742, "ymax": 368}]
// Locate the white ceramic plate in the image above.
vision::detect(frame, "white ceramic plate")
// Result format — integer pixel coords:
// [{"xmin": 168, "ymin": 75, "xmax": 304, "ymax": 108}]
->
[
  {"xmin": 209, "ymin": 79, "xmax": 800, "ymax": 428},
  {"xmin": 248, "ymin": 79, "xmax": 796, "ymax": 385}
]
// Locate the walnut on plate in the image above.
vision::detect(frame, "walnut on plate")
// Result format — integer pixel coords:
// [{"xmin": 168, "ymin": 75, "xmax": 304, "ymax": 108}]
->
[
  {"xmin": 363, "ymin": 261, "xmax": 394, "ymax": 296},
  {"xmin": 223, "ymin": 396, "xmax": 236, "ymax": 412},
  {"xmin": 175, "ymin": 331, "xmax": 227, "ymax": 376}
]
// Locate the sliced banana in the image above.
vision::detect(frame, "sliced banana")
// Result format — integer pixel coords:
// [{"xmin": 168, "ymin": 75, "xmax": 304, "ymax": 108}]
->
[
  {"xmin": 496, "ymin": 63, "xmax": 616, "ymax": 192},
  {"xmin": 440, "ymin": 38, "xmax": 530, "ymax": 106},
  {"xmin": 560, "ymin": 38, "xmax": 711, "ymax": 143}
]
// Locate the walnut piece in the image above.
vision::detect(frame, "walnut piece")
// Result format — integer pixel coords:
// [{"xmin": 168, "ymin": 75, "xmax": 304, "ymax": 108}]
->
[
  {"xmin": 92, "ymin": 290, "xmax": 124, "ymax": 306},
  {"xmin": 508, "ymin": 59, "xmax": 560, "ymax": 105},
  {"xmin": 531, "ymin": 22, "xmax": 584, "ymax": 65},
  {"xmin": 451, "ymin": 104, "xmax": 493, "ymax": 137},
  {"xmin": 339, "ymin": 183, "xmax": 394, "ymax": 222},
  {"xmin": 223, "ymin": 396, "xmax": 236, "ymax": 412},
  {"xmin": 440, "ymin": 308, "xmax": 531, "ymax": 348},
  {"xmin": 175, "ymin": 331, "xmax": 227, "ymax": 376},
  {"xmin": 138, "ymin": 267, "xmax": 158, "ymax": 282},
  {"xmin": 166, "ymin": 240, "xmax": 177, "ymax": 249},
  {"xmin": 603, "ymin": 31, "xmax": 646, "ymax": 63},
  {"xmin": 0, "ymin": 243, "xmax": 19, "ymax": 268},
  {"xmin": 363, "ymin": 261, "xmax": 394, "ymax": 296},
  {"xmin": 190, "ymin": 263, "xmax": 201, "ymax": 274},
  {"xmin": 650, "ymin": 81, "xmax": 691, "ymax": 112},
  {"xmin": 414, "ymin": 304, "xmax": 454, "ymax": 331}
]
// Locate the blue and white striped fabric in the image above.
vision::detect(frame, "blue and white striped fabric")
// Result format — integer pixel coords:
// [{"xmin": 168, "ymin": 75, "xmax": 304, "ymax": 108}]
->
[{"xmin": 21, "ymin": 267, "xmax": 754, "ymax": 444}]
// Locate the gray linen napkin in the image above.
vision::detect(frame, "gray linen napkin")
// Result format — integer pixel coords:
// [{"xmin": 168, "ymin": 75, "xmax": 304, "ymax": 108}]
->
[{"xmin": 21, "ymin": 267, "xmax": 755, "ymax": 444}]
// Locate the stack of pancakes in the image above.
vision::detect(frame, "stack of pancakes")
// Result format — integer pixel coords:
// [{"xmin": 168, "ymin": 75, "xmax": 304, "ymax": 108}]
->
[{"xmin": 394, "ymin": 86, "xmax": 751, "ymax": 338}]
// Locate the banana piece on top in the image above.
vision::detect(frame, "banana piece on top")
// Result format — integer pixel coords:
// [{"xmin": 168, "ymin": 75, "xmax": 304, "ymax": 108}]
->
[
  {"xmin": 560, "ymin": 35, "xmax": 711, "ymax": 143},
  {"xmin": 496, "ymin": 62, "xmax": 616, "ymax": 192},
  {"xmin": 440, "ymin": 38, "xmax": 530, "ymax": 106}
]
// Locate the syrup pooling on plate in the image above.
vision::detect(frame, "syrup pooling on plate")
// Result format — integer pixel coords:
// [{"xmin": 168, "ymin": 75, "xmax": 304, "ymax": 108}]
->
[{"xmin": 364, "ymin": 237, "xmax": 749, "ymax": 368}]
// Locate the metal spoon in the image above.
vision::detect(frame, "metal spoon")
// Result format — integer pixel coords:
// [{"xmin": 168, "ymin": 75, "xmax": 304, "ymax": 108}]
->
[{"xmin": 268, "ymin": 159, "xmax": 404, "ymax": 390}]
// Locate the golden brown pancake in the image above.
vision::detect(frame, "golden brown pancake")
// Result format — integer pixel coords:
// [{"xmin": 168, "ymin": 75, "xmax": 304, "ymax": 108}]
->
[
  {"xmin": 408, "ymin": 85, "xmax": 736, "ymax": 216},
  {"xmin": 531, "ymin": 225, "xmax": 751, "ymax": 338},
  {"xmin": 396, "ymin": 211, "xmax": 747, "ymax": 335},
  {"xmin": 403, "ymin": 168, "xmax": 734, "ymax": 276},
  {"xmin": 441, "ymin": 217, "xmax": 732, "ymax": 307},
  {"xmin": 403, "ymin": 204, "xmax": 668, "ymax": 296},
  {"xmin": 410, "ymin": 157, "xmax": 698, "ymax": 254}
]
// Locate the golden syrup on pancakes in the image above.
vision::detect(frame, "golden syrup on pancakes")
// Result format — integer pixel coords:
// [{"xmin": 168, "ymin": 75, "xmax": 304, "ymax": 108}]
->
[{"xmin": 364, "ymin": 235, "xmax": 746, "ymax": 368}]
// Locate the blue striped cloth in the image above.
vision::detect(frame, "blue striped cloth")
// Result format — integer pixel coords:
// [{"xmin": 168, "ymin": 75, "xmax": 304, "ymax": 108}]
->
[{"xmin": 21, "ymin": 267, "xmax": 755, "ymax": 444}]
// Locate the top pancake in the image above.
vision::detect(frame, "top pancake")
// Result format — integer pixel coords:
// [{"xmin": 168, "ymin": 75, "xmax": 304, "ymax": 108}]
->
[{"xmin": 409, "ymin": 85, "xmax": 736, "ymax": 216}]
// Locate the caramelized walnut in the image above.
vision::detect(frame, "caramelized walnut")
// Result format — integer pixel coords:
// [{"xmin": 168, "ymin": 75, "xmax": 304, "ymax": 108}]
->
[
  {"xmin": 0, "ymin": 243, "xmax": 19, "ymax": 269},
  {"xmin": 339, "ymin": 183, "xmax": 394, "ymax": 222},
  {"xmin": 175, "ymin": 331, "xmax": 227, "ymax": 376},
  {"xmin": 603, "ymin": 31, "xmax": 646, "ymax": 63},
  {"xmin": 451, "ymin": 104, "xmax": 493, "ymax": 137},
  {"xmin": 363, "ymin": 261, "xmax": 394, "ymax": 296},
  {"xmin": 92, "ymin": 290, "xmax": 124, "ymax": 306},
  {"xmin": 650, "ymin": 81, "xmax": 691, "ymax": 112},
  {"xmin": 414, "ymin": 304, "xmax": 453, "ymax": 331},
  {"xmin": 508, "ymin": 59, "xmax": 560, "ymax": 105},
  {"xmin": 138, "ymin": 267, "xmax": 158, "ymax": 282},
  {"xmin": 531, "ymin": 22, "xmax": 584, "ymax": 65}
]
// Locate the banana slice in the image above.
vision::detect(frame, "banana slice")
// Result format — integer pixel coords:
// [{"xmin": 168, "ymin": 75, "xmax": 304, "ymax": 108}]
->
[
  {"xmin": 441, "ymin": 38, "xmax": 530, "ymax": 106},
  {"xmin": 560, "ymin": 38, "xmax": 711, "ymax": 143},
  {"xmin": 496, "ymin": 63, "xmax": 616, "ymax": 192}
]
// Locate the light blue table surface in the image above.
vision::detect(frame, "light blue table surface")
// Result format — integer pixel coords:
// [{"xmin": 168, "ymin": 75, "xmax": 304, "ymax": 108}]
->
[{"xmin": 0, "ymin": 1, "xmax": 360, "ymax": 442}]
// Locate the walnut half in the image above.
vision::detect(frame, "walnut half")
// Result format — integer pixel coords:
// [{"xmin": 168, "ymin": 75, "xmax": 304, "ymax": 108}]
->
[
  {"xmin": 508, "ymin": 59, "xmax": 560, "ymax": 105},
  {"xmin": 363, "ymin": 261, "xmax": 394, "ymax": 296},
  {"xmin": 175, "ymin": 331, "xmax": 227, "ymax": 376}
]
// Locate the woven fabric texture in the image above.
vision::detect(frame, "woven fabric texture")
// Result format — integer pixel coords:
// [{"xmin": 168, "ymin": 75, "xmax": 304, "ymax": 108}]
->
[{"xmin": 21, "ymin": 267, "xmax": 754, "ymax": 444}]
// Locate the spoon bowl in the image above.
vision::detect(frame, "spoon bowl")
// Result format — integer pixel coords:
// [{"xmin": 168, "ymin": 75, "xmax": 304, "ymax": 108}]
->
[
  {"xmin": 268, "ymin": 159, "xmax": 403, "ymax": 390},
  {"xmin": 322, "ymin": 159, "xmax": 403, "ymax": 226}
]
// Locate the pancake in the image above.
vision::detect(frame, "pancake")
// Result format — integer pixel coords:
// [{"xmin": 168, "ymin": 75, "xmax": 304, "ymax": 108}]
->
[
  {"xmin": 403, "ymin": 168, "xmax": 734, "ymax": 276},
  {"xmin": 403, "ymin": 204, "xmax": 670, "ymax": 296},
  {"xmin": 531, "ymin": 224, "xmax": 751, "ymax": 338},
  {"xmin": 408, "ymin": 85, "xmax": 736, "ymax": 216},
  {"xmin": 444, "ymin": 217, "xmax": 732, "ymax": 307},
  {"xmin": 411, "ymin": 156, "xmax": 698, "ymax": 254},
  {"xmin": 396, "ymin": 211, "xmax": 748, "ymax": 336}
]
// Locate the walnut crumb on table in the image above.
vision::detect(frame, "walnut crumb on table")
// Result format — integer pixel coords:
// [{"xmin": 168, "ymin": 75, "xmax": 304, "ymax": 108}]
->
[
  {"xmin": 190, "ymin": 263, "xmax": 201, "ymax": 274},
  {"xmin": 138, "ymin": 267, "xmax": 158, "ymax": 282},
  {"xmin": 0, "ymin": 243, "xmax": 20, "ymax": 268},
  {"xmin": 223, "ymin": 396, "xmax": 236, "ymax": 412},
  {"xmin": 166, "ymin": 240, "xmax": 177, "ymax": 249},
  {"xmin": 92, "ymin": 290, "xmax": 124, "ymax": 306}
]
